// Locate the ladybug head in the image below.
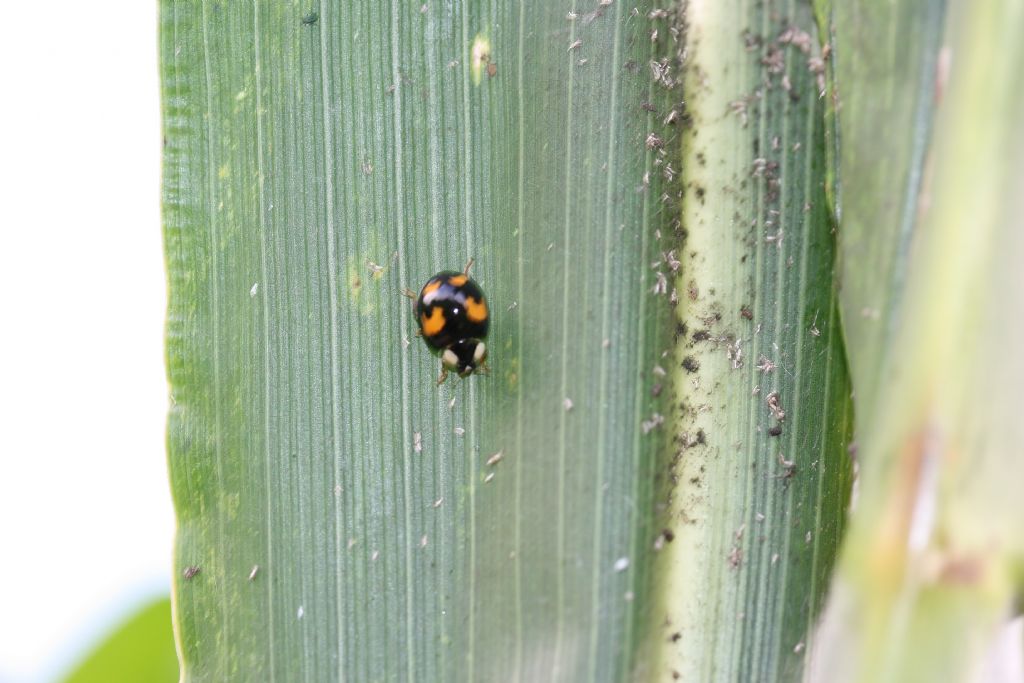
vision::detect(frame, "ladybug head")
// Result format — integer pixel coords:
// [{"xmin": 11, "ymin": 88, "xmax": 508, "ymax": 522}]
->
[{"xmin": 441, "ymin": 339, "xmax": 487, "ymax": 377}]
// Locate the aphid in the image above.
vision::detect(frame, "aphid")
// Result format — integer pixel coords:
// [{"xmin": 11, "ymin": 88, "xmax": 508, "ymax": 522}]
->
[{"xmin": 404, "ymin": 259, "xmax": 490, "ymax": 384}]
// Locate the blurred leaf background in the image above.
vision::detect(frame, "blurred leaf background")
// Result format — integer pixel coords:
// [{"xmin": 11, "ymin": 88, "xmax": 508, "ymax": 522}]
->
[
  {"xmin": 809, "ymin": 0, "xmax": 1024, "ymax": 680},
  {"xmin": 61, "ymin": 599, "xmax": 177, "ymax": 683}
]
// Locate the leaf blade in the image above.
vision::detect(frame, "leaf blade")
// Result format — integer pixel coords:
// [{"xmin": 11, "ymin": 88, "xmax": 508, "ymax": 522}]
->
[
  {"xmin": 61, "ymin": 598, "xmax": 177, "ymax": 683},
  {"xmin": 811, "ymin": 0, "xmax": 1024, "ymax": 679},
  {"xmin": 643, "ymin": 1, "xmax": 854, "ymax": 680},
  {"xmin": 162, "ymin": 2, "xmax": 681, "ymax": 679}
]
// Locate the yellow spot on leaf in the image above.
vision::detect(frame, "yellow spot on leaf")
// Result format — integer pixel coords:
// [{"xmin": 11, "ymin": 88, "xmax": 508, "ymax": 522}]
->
[
  {"xmin": 471, "ymin": 34, "xmax": 491, "ymax": 86},
  {"xmin": 505, "ymin": 357, "xmax": 519, "ymax": 391}
]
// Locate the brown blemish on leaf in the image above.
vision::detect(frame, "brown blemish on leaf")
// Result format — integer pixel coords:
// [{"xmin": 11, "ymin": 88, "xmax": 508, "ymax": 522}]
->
[
  {"xmin": 869, "ymin": 426, "xmax": 942, "ymax": 585},
  {"xmin": 687, "ymin": 280, "xmax": 699, "ymax": 301}
]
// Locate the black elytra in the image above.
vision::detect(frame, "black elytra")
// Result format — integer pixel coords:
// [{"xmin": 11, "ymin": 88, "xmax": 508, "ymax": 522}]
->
[{"xmin": 413, "ymin": 270, "xmax": 489, "ymax": 380}]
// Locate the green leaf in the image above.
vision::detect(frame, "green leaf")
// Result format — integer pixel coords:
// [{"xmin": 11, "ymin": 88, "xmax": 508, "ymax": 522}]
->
[
  {"xmin": 641, "ymin": 1, "xmax": 854, "ymax": 681},
  {"xmin": 162, "ymin": 2, "xmax": 680, "ymax": 679},
  {"xmin": 809, "ymin": 0, "xmax": 1024, "ymax": 680},
  {"xmin": 817, "ymin": 0, "xmax": 948, "ymax": 418},
  {"xmin": 61, "ymin": 598, "xmax": 177, "ymax": 683}
]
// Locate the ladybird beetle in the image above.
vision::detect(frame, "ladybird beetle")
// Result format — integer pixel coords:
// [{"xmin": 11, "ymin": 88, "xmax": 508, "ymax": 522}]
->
[{"xmin": 405, "ymin": 259, "xmax": 489, "ymax": 384}]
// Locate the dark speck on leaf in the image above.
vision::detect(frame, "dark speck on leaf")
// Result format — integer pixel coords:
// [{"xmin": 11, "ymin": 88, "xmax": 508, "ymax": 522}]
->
[
  {"xmin": 682, "ymin": 356, "xmax": 700, "ymax": 373},
  {"xmin": 302, "ymin": 11, "xmax": 319, "ymax": 24},
  {"xmin": 768, "ymin": 425, "xmax": 783, "ymax": 437}
]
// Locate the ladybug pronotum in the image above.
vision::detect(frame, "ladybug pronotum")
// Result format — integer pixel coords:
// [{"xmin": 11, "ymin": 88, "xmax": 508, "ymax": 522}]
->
[{"xmin": 406, "ymin": 259, "xmax": 490, "ymax": 384}]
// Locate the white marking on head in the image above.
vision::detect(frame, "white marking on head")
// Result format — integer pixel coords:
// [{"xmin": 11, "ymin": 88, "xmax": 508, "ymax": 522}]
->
[
  {"xmin": 473, "ymin": 342, "xmax": 486, "ymax": 364},
  {"xmin": 442, "ymin": 349, "xmax": 459, "ymax": 369}
]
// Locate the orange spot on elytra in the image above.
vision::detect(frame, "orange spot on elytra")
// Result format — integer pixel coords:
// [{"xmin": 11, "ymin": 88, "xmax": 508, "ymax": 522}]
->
[
  {"xmin": 420, "ymin": 279, "xmax": 442, "ymax": 298},
  {"xmin": 421, "ymin": 307, "xmax": 446, "ymax": 336},
  {"xmin": 465, "ymin": 296, "xmax": 488, "ymax": 322},
  {"xmin": 448, "ymin": 274, "xmax": 468, "ymax": 286}
]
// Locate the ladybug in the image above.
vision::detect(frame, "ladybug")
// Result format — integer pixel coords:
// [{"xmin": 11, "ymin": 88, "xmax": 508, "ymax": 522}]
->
[{"xmin": 405, "ymin": 259, "xmax": 490, "ymax": 384}]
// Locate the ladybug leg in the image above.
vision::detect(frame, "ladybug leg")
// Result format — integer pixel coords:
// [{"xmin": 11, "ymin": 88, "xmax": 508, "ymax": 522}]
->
[
  {"xmin": 414, "ymin": 329, "xmax": 423, "ymax": 337},
  {"xmin": 475, "ymin": 361, "xmax": 491, "ymax": 376},
  {"xmin": 462, "ymin": 257, "xmax": 475, "ymax": 277},
  {"xmin": 401, "ymin": 288, "xmax": 419, "ymax": 314},
  {"xmin": 436, "ymin": 366, "xmax": 449, "ymax": 385}
]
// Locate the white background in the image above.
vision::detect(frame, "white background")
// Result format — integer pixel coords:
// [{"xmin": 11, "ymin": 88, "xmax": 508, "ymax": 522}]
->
[{"xmin": 0, "ymin": 2, "xmax": 173, "ymax": 681}]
